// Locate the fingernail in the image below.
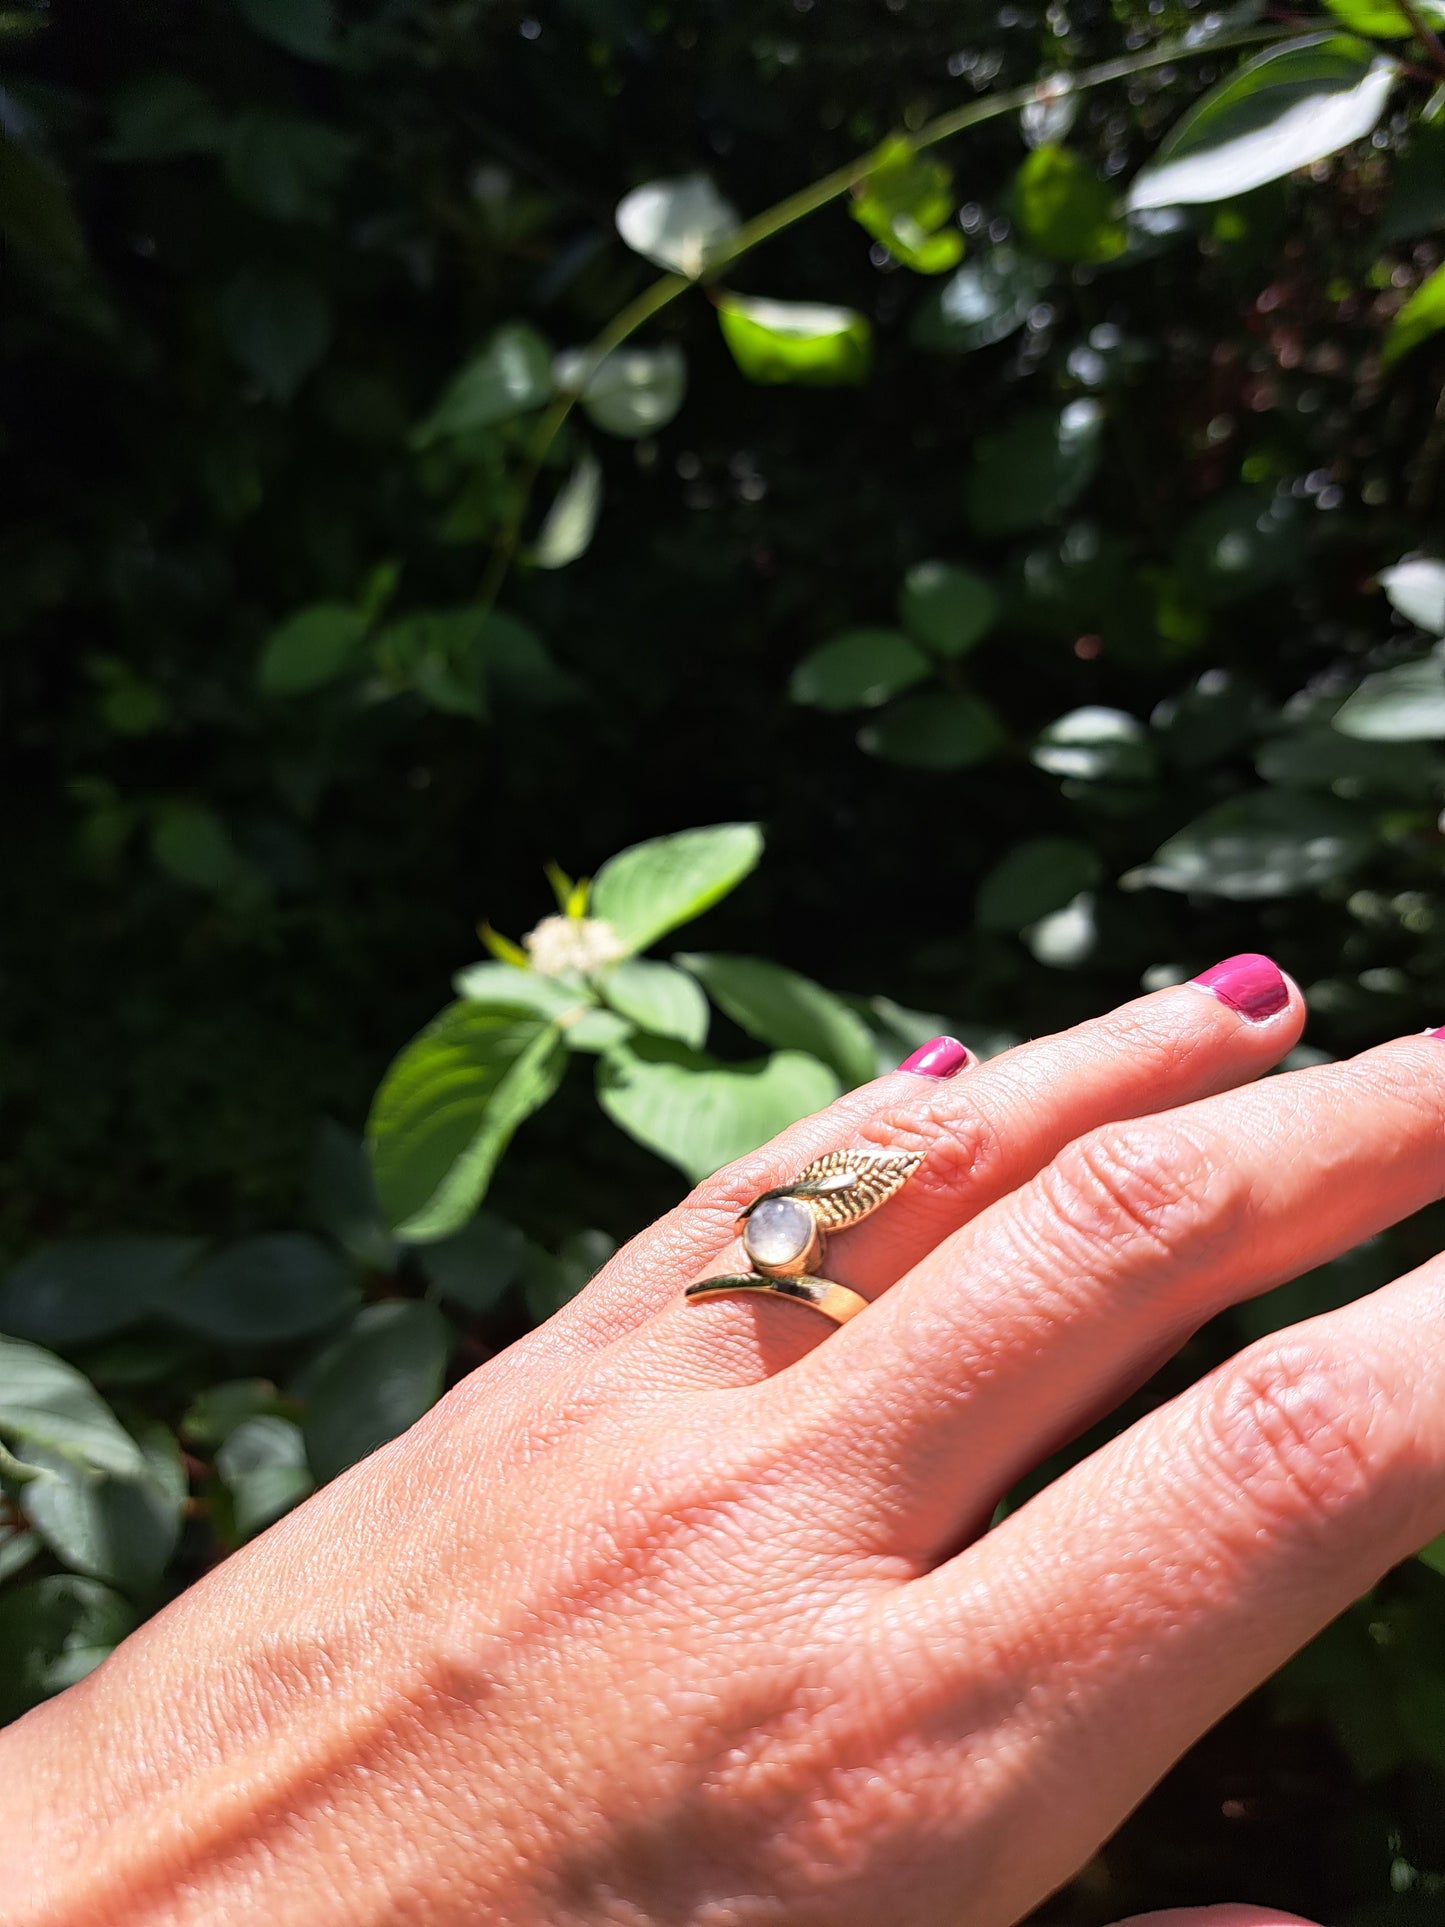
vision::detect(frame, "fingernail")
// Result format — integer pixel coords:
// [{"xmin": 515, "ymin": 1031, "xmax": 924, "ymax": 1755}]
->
[
  {"xmin": 898, "ymin": 1035, "xmax": 975, "ymax": 1077},
  {"xmin": 1426, "ymin": 1026, "xmax": 1445, "ymax": 1039},
  {"xmin": 1191, "ymin": 952, "xmax": 1289, "ymax": 1023}
]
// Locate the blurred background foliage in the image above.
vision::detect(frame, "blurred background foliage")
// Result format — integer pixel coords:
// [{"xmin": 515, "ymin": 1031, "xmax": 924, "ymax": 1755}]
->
[{"xmin": 5, "ymin": 0, "xmax": 1445, "ymax": 1918}]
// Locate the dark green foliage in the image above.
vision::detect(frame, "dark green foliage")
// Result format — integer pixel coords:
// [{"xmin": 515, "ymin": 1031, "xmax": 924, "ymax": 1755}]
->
[{"xmin": 5, "ymin": 1, "xmax": 1445, "ymax": 1917}]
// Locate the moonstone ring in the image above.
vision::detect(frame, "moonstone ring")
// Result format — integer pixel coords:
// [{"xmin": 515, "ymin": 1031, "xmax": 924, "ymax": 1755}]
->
[{"xmin": 684, "ymin": 1148, "xmax": 923, "ymax": 1326}]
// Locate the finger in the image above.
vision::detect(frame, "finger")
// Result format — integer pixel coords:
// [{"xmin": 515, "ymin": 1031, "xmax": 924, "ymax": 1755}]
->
[
  {"xmin": 1110, "ymin": 1912, "xmax": 1320, "ymax": 1927},
  {"xmin": 782, "ymin": 1031, "xmax": 1445, "ymax": 1554},
  {"xmin": 868, "ymin": 1252, "xmax": 1445, "ymax": 1927},
  {"xmin": 616, "ymin": 959, "xmax": 1301, "ymax": 1391}
]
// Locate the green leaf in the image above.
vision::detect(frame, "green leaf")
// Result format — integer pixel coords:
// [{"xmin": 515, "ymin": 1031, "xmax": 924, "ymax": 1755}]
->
[
  {"xmin": 976, "ymin": 839, "xmax": 1105, "ymax": 933},
  {"xmin": 106, "ymin": 76, "xmax": 226, "ymax": 161},
  {"xmin": 1384, "ymin": 261, "xmax": 1445, "ymax": 367},
  {"xmin": 1126, "ymin": 35, "xmax": 1397, "ymax": 210},
  {"xmin": 1023, "ymin": 893, "xmax": 1099, "ymax": 969},
  {"xmin": 0, "ymin": 1236, "xmax": 202, "ymax": 1347},
  {"xmin": 307, "ymin": 1121, "xmax": 399, "ymax": 1272},
  {"xmin": 0, "ymin": 1337, "xmax": 148, "ymax": 1480},
  {"xmin": 0, "ymin": 1578, "xmax": 136, "ymax": 1723},
  {"xmin": 858, "ymin": 690, "xmax": 1005, "ymax": 769},
  {"xmin": 149, "ymin": 802, "xmax": 245, "ymax": 893},
  {"xmin": 789, "ymin": 628, "xmax": 932, "ymax": 711},
  {"xmin": 1381, "ymin": 558, "xmax": 1445, "ymax": 634},
  {"xmin": 1174, "ymin": 488, "xmax": 1305, "ymax": 605},
  {"xmin": 1258, "ymin": 724, "xmax": 1440, "ymax": 794},
  {"xmin": 415, "ymin": 1213, "xmax": 529, "ymax": 1314},
  {"xmin": 0, "ymin": 135, "xmax": 86, "ymax": 264},
  {"xmin": 366, "ymin": 1004, "xmax": 567, "ymax": 1239},
  {"xmin": 965, "ymin": 402, "xmax": 1103, "ymax": 537},
  {"xmin": 219, "ymin": 266, "xmax": 333, "ymax": 402},
  {"xmin": 233, "ymin": 0, "xmax": 336, "ymax": 60},
  {"xmin": 257, "ymin": 603, "xmax": 366, "ymax": 695},
  {"xmin": 1125, "ymin": 790, "xmax": 1372, "ymax": 897},
  {"xmin": 530, "ymin": 450, "xmax": 602, "ymax": 570},
  {"xmin": 899, "ymin": 562, "xmax": 999, "ymax": 657},
  {"xmin": 1153, "ymin": 670, "xmax": 1271, "ymax": 768},
  {"xmin": 614, "ymin": 173, "xmax": 741, "ymax": 276},
  {"xmin": 414, "ymin": 324, "xmax": 554, "ymax": 444},
  {"xmin": 215, "ymin": 1415, "xmax": 312, "ymax": 1537},
  {"xmin": 676, "ymin": 953, "xmax": 877, "ymax": 1086},
  {"xmin": 717, "ymin": 294, "xmax": 872, "ymax": 387},
  {"xmin": 451, "ymin": 961, "xmax": 588, "ymax": 1017},
  {"xmin": 153, "ymin": 1234, "xmax": 361, "ymax": 1344},
  {"xmin": 1010, "ymin": 146, "xmax": 1127, "ymax": 265},
  {"xmin": 1031, "ymin": 706, "xmax": 1156, "ymax": 783},
  {"xmin": 301, "ymin": 1302, "xmax": 450, "ymax": 1484},
  {"xmin": 599, "ymin": 959, "xmax": 709, "ymax": 1047},
  {"xmin": 591, "ymin": 823, "xmax": 764, "ymax": 955},
  {"xmin": 554, "ymin": 345, "xmax": 686, "ymax": 439},
  {"xmin": 597, "ymin": 1040, "xmax": 840, "ymax": 1183},
  {"xmin": 1333, "ymin": 656, "xmax": 1445, "ymax": 740},
  {"xmin": 1323, "ymin": 0, "xmax": 1445, "ymax": 38},
  {"xmin": 19, "ymin": 1424, "xmax": 184, "ymax": 1594},
  {"xmin": 850, "ymin": 139, "xmax": 964, "ymax": 274},
  {"xmin": 1379, "ymin": 119, "xmax": 1445, "ymax": 242},
  {"xmin": 222, "ymin": 113, "xmax": 352, "ymax": 222},
  {"xmin": 182, "ymin": 1380, "xmax": 287, "ymax": 1450},
  {"xmin": 909, "ymin": 246, "xmax": 1053, "ymax": 354}
]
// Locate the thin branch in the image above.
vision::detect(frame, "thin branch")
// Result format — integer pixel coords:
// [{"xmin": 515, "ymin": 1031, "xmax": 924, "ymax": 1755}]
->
[
  {"xmin": 477, "ymin": 22, "xmax": 1286, "ymax": 612},
  {"xmin": 1395, "ymin": 0, "xmax": 1445, "ymax": 84}
]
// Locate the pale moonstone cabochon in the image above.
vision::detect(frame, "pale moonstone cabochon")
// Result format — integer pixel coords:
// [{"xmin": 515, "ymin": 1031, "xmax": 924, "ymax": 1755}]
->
[{"xmin": 742, "ymin": 1196, "xmax": 816, "ymax": 1270}]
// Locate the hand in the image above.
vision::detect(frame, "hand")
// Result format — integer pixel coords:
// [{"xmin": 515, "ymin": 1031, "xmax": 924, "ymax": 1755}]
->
[{"xmin": 7, "ymin": 956, "xmax": 1443, "ymax": 1927}]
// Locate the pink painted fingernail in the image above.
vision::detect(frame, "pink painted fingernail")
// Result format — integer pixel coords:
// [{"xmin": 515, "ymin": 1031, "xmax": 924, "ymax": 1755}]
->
[
  {"xmin": 1427, "ymin": 1026, "xmax": 1445, "ymax": 1039},
  {"xmin": 898, "ymin": 1035, "xmax": 975, "ymax": 1077},
  {"xmin": 1191, "ymin": 952, "xmax": 1289, "ymax": 1023}
]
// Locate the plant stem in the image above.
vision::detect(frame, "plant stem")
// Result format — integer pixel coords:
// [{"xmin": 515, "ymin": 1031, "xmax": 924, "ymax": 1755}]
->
[
  {"xmin": 477, "ymin": 22, "xmax": 1284, "ymax": 613},
  {"xmin": 1395, "ymin": 0, "xmax": 1445, "ymax": 81}
]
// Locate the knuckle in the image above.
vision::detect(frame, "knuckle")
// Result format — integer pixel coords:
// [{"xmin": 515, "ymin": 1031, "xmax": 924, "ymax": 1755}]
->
[
  {"xmin": 1038, "ymin": 1120, "xmax": 1243, "ymax": 1271},
  {"xmin": 1202, "ymin": 1340, "xmax": 1389, "ymax": 1532},
  {"xmin": 857, "ymin": 1098, "xmax": 997, "ymax": 1203}
]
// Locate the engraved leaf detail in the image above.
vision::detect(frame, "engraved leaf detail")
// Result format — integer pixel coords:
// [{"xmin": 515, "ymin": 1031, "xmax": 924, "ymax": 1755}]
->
[{"xmin": 793, "ymin": 1148, "xmax": 922, "ymax": 1229}]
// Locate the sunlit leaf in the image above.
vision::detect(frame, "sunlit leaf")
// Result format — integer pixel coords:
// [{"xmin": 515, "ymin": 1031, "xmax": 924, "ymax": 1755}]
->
[
  {"xmin": 597, "ymin": 1040, "xmax": 839, "ymax": 1182},
  {"xmin": 1322, "ymin": 0, "xmax": 1445, "ymax": 37},
  {"xmin": 717, "ymin": 294, "xmax": 872, "ymax": 387},
  {"xmin": 591, "ymin": 824, "xmax": 764, "ymax": 955},
  {"xmin": 615, "ymin": 173, "xmax": 741, "ymax": 277},
  {"xmin": 530, "ymin": 450, "xmax": 602, "ymax": 569},
  {"xmin": 1380, "ymin": 557, "xmax": 1445, "ymax": 634},
  {"xmin": 0, "ymin": 1578, "xmax": 136, "ymax": 1723},
  {"xmin": 599, "ymin": 959, "xmax": 709, "ymax": 1048},
  {"xmin": 1031, "ymin": 706, "xmax": 1156, "ymax": 783},
  {"xmin": 20, "ymin": 1424, "xmax": 184, "ymax": 1594},
  {"xmin": 1384, "ymin": 261, "xmax": 1445, "ymax": 367},
  {"xmin": 1125, "ymin": 789, "xmax": 1372, "ymax": 897},
  {"xmin": 415, "ymin": 323, "xmax": 553, "ymax": 444},
  {"xmin": 367, "ymin": 1004, "xmax": 566, "ymax": 1239},
  {"xmin": 1010, "ymin": 146, "xmax": 1127, "ymax": 264},
  {"xmin": 1127, "ymin": 35, "xmax": 1397, "ymax": 210},
  {"xmin": 676, "ymin": 953, "xmax": 878, "ymax": 1085},
  {"xmin": 789, "ymin": 628, "xmax": 932, "ymax": 710},
  {"xmin": 850, "ymin": 138, "xmax": 964, "ymax": 274},
  {"xmin": 554, "ymin": 344, "xmax": 686, "ymax": 438},
  {"xmin": 1333, "ymin": 655, "xmax": 1445, "ymax": 740},
  {"xmin": 910, "ymin": 247, "xmax": 1053, "ymax": 354},
  {"xmin": 0, "ymin": 1337, "xmax": 148, "ymax": 1481},
  {"xmin": 216, "ymin": 1415, "xmax": 312, "ymax": 1537}
]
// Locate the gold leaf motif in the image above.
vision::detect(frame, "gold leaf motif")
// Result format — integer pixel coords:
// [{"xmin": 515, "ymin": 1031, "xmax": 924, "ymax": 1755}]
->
[{"xmin": 791, "ymin": 1148, "xmax": 922, "ymax": 1231}]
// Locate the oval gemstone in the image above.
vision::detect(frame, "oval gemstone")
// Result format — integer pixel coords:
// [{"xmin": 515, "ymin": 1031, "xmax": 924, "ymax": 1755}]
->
[{"xmin": 743, "ymin": 1196, "xmax": 816, "ymax": 1271}]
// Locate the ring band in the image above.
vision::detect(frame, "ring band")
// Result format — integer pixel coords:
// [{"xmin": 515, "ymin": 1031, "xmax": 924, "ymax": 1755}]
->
[
  {"xmin": 684, "ymin": 1148, "xmax": 922, "ymax": 1327},
  {"xmin": 683, "ymin": 1273, "xmax": 871, "ymax": 1326}
]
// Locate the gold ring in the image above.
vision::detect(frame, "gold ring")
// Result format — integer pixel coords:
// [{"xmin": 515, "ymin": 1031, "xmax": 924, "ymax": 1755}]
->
[{"xmin": 684, "ymin": 1148, "xmax": 922, "ymax": 1328}]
